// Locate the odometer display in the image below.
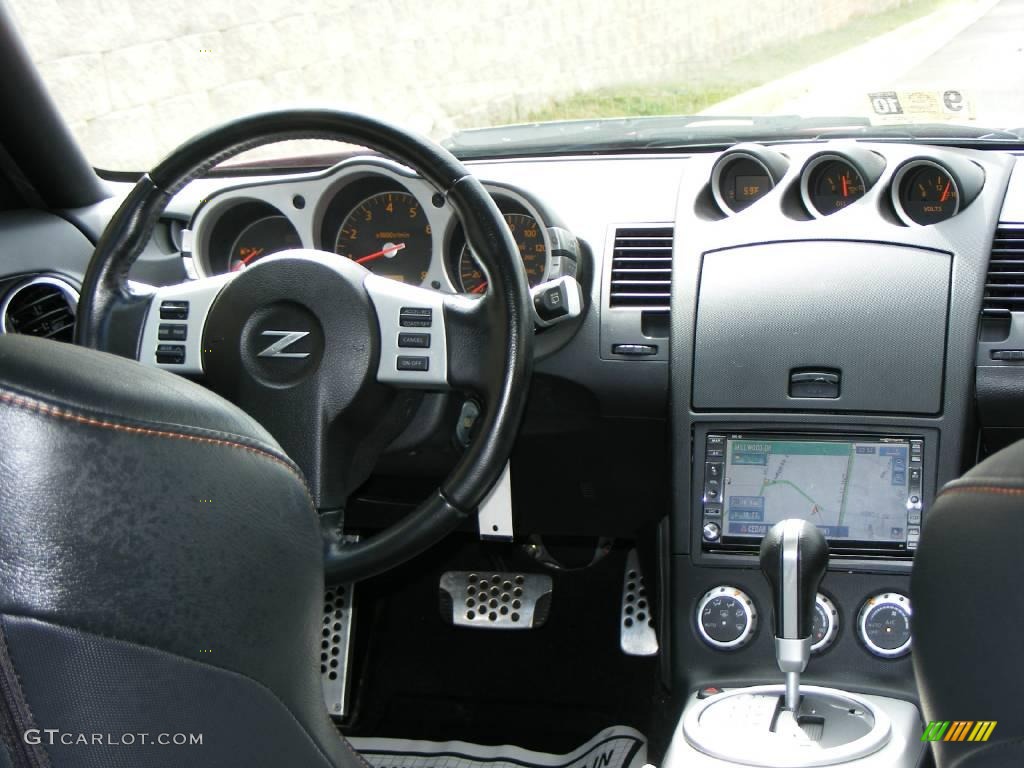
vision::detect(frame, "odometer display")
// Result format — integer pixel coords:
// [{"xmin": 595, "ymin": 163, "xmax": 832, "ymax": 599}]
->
[
  {"xmin": 457, "ymin": 213, "xmax": 546, "ymax": 294},
  {"xmin": 335, "ymin": 191, "xmax": 432, "ymax": 284}
]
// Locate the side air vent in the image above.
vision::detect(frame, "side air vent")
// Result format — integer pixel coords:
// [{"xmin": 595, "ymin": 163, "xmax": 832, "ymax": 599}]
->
[
  {"xmin": 984, "ymin": 225, "xmax": 1024, "ymax": 312},
  {"xmin": 2, "ymin": 276, "xmax": 79, "ymax": 342},
  {"xmin": 609, "ymin": 226, "xmax": 674, "ymax": 309}
]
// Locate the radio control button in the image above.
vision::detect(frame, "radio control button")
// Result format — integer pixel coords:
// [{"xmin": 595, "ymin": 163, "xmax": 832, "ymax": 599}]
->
[{"xmin": 702, "ymin": 522, "xmax": 721, "ymax": 542}]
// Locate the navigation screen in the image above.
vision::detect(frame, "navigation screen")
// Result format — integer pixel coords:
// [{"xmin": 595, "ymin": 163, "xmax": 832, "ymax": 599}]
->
[{"xmin": 722, "ymin": 438, "xmax": 911, "ymax": 543}]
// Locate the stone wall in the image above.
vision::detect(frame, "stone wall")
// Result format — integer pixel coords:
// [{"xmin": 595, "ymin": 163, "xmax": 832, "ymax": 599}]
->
[{"xmin": 9, "ymin": 0, "xmax": 911, "ymax": 169}]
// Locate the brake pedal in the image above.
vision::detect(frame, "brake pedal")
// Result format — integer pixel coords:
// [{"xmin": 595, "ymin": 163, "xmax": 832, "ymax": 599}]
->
[
  {"xmin": 320, "ymin": 582, "xmax": 355, "ymax": 718},
  {"xmin": 620, "ymin": 549, "xmax": 658, "ymax": 656},
  {"xmin": 440, "ymin": 571, "xmax": 552, "ymax": 629}
]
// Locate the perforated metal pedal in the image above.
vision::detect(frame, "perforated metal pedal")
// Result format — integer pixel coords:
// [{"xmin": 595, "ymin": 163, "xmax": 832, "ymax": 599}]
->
[
  {"xmin": 620, "ymin": 549, "xmax": 658, "ymax": 656},
  {"xmin": 320, "ymin": 582, "xmax": 354, "ymax": 718},
  {"xmin": 439, "ymin": 571, "xmax": 552, "ymax": 629}
]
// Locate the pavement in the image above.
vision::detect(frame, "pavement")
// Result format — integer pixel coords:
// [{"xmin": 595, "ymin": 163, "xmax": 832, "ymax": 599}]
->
[{"xmin": 700, "ymin": 0, "xmax": 1024, "ymax": 131}]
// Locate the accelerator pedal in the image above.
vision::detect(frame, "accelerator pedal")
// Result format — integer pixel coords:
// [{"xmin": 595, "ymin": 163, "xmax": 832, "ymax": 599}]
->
[
  {"xmin": 620, "ymin": 548, "xmax": 658, "ymax": 656},
  {"xmin": 440, "ymin": 571, "xmax": 552, "ymax": 629},
  {"xmin": 320, "ymin": 581, "xmax": 355, "ymax": 718}
]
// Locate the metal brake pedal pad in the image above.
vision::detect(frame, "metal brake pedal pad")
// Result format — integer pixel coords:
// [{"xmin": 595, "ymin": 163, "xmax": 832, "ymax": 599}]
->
[
  {"xmin": 320, "ymin": 582, "xmax": 355, "ymax": 718},
  {"xmin": 440, "ymin": 571, "xmax": 552, "ymax": 629},
  {"xmin": 620, "ymin": 548, "xmax": 658, "ymax": 656}
]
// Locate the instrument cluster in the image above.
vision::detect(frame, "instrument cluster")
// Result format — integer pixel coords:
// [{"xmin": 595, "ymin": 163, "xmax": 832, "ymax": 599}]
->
[{"xmin": 185, "ymin": 158, "xmax": 578, "ymax": 296}]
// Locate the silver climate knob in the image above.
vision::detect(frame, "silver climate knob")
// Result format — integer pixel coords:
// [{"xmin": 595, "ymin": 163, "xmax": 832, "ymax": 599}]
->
[
  {"xmin": 696, "ymin": 586, "xmax": 757, "ymax": 650},
  {"xmin": 811, "ymin": 592, "xmax": 839, "ymax": 654},
  {"xmin": 858, "ymin": 592, "xmax": 912, "ymax": 658}
]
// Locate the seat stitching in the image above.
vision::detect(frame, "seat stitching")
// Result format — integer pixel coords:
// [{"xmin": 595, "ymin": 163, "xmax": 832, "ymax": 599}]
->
[
  {"xmin": 939, "ymin": 485, "xmax": 1024, "ymax": 498},
  {"xmin": 0, "ymin": 389, "xmax": 305, "ymax": 487}
]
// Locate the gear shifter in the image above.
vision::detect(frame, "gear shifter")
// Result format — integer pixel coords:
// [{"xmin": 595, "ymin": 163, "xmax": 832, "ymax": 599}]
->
[{"xmin": 759, "ymin": 519, "xmax": 829, "ymax": 711}]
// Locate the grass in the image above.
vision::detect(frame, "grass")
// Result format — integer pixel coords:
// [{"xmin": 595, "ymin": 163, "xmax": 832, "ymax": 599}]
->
[{"xmin": 524, "ymin": 0, "xmax": 959, "ymax": 122}]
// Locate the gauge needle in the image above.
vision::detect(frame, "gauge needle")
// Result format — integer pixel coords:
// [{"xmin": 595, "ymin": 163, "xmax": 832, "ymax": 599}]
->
[
  {"xmin": 232, "ymin": 248, "xmax": 264, "ymax": 271},
  {"xmin": 841, "ymin": 175, "xmax": 849, "ymax": 197},
  {"xmin": 356, "ymin": 242, "xmax": 406, "ymax": 264},
  {"xmin": 940, "ymin": 181, "xmax": 952, "ymax": 203},
  {"xmin": 471, "ymin": 281, "xmax": 488, "ymax": 294}
]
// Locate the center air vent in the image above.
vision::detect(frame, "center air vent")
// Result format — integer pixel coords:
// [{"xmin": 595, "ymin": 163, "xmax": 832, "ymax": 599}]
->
[
  {"xmin": 609, "ymin": 226, "xmax": 674, "ymax": 309},
  {"xmin": 2, "ymin": 276, "xmax": 79, "ymax": 342},
  {"xmin": 984, "ymin": 226, "xmax": 1024, "ymax": 313}
]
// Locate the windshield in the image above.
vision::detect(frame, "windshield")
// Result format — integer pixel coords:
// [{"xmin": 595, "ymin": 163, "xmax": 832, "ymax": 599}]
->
[{"xmin": 10, "ymin": 0, "xmax": 1021, "ymax": 170}]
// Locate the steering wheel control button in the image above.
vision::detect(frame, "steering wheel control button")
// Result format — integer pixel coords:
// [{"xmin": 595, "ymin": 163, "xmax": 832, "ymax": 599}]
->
[
  {"xmin": 155, "ymin": 344, "xmax": 185, "ymax": 365},
  {"xmin": 157, "ymin": 324, "xmax": 187, "ymax": 341},
  {"xmin": 159, "ymin": 300, "xmax": 189, "ymax": 320},
  {"xmin": 396, "ymin": 355, "xmax": 429, "ymax": 372},
  {"xmin": 858, "ymin": 592, "xmax": 912, "ymax": 658},
  {"xmin": 696, "ymin": 586, "xmax": 757, "ymax": 650},
  {"xmin": 811, "ymin": 593, "xmax": 840, "ymax": 654},
  {"xmin": 399, "ymin": 307, "xmax": 432, "ymax": 327},
  {"xmin": 397, "ymin": 332, "xmax": 431, "ymax": 348},
  {"xmin": 440, "ymin": 571, "xmax": 553, "ymax": 629},
  {"xmin": 620, "ymin": 547, "xmax": 658, "ymax": 656}
]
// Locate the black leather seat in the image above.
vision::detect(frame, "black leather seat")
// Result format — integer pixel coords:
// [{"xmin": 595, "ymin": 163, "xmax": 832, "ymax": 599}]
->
[
  {"xmin": 912, "ymin": 441, "xmax": 1024, "ymax": 768},
  {"xmin": 0, "ymin": 334, "xmax": 367, "ymax": 768}
]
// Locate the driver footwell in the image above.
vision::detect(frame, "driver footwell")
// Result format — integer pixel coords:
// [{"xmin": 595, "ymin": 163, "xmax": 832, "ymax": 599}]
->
[{"xmin": 334, "ymin": 537, "xmax": 664, "ymax": 754}]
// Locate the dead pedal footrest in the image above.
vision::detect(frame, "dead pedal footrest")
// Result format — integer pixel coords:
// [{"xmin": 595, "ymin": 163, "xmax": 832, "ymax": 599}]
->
[{"xmin": 439, "ymin": 571, "xmax": 552, "ymax": 629}]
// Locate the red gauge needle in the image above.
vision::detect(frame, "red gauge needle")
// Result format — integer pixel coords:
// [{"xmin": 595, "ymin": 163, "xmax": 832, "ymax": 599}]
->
[
  {"xmin": 471, "ymin": 281, "xmax": 488, "ymax": 294},
  {"xmin": 841, "ymin": 175, "xmax": 849, "ymax": 197},
  {"xmin": 232, "ymin": 248, "xmax": 264, "ymax": 271},
  {"xmin": 940, "ymin": 181, "xmax": 952, "ymax": 203},
  {"xmin": 356, "ymin": 242, "xmax": 405, "ymax": 264}
]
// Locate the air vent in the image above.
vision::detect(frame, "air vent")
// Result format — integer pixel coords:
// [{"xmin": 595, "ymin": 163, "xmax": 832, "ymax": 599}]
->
[
  {"xmin": 608, "ymin": 226, "xmax": 674, "ymax": 309},
  {"xmin": 2, "ymin": 276, "xmax": 79, "ymax": 342},
  {"xmin": 984, "ymin": 226, "xmax": 1024, "ymax": 313}
]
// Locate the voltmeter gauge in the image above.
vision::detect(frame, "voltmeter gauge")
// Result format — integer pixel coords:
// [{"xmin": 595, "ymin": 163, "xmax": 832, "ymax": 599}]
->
[
  {"xmin": 858, "ymin": 592, "xmax": 912, "ymax": 658},
  {"xmin": 893, "ymin": 161, "xmax": 960, "ymax": 226}
]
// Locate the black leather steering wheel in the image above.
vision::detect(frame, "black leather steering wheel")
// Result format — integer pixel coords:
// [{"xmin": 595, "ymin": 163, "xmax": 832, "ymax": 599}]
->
[{"xmin": 76, "ymin": 109, "xmax": 533, "ymax": 582}]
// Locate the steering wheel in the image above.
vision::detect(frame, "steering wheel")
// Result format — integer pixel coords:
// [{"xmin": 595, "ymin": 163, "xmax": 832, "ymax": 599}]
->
[{"xmin": 75, "ymin": 109, "xmax": 533, "ymax": 582}]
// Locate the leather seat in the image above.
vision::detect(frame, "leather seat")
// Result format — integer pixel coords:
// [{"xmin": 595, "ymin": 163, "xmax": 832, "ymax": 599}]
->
[
  {"xmin": 0, "ymin": 334, "xmax": 367, "ymax": 768},
  {"xmin": 912, "ymin": 440, "xmax": 1024, "ymax": 768}
]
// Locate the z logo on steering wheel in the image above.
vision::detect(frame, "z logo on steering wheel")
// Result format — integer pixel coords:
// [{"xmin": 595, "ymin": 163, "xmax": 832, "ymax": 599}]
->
[{"xmin": 257, "ymin": 330, "xmax": 311, "ymax": 359}]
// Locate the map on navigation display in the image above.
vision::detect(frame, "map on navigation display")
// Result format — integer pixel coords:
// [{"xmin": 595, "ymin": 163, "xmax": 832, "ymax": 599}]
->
[{"xmin": 722, "ymin": 439, "xmax": 910, "ymax": 542}]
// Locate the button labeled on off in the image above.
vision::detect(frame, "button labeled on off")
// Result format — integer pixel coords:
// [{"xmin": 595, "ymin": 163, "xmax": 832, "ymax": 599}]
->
[{"xmin": 397, "ymin": 356, "xmax": 430, "ymax": 372}]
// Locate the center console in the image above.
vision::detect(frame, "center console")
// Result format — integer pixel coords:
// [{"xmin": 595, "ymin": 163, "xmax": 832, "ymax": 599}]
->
[{"xmin": 658, "ymin": 143, "xmax": 1017, "ymax": 766}]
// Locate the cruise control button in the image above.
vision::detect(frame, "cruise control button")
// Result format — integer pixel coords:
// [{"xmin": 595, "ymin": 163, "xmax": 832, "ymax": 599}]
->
[
  {"xmin": 399, "ymin": 307, "xmax": 432, "ymax": 328},
  {"xmin": 398, "ymin": 333, "xmax": 430, "ymax": 348},
  {"xmin": 155, "ymin": 344, "xmax": 185, "ymax": 365},
  {"xmin": 397, "ymin": 355, "xmax": 430, "ymax": 372}
]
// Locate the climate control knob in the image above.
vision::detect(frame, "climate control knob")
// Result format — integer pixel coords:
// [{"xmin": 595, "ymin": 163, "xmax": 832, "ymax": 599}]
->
[
  {"xmin": 811, "ymin": 592, "xmax": 839, "ymax": 654},
  {"xmin": 858, "ymin": 592, "xmax": 912, "ymax": 658},
  {"xmin": 696, "ymin": 586, "xmax": 757, "ymax": 650}
]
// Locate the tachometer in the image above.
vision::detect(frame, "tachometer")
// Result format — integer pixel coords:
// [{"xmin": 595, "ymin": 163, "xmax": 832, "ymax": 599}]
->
[
  {"xmin": 227, "ymin": 214, "xmax": 301, "ymax": 272},
  {"xmin": 335, "ymin": 191, "xmax": 432, "ymax": 284},
  {"xmin": 457, "ymin": 213, "xmax": 546, "ymax": 294},
  {"xmin": 893, "ymin": 161, "xmax": 960, "ymax": 226},
  {"xmin": 803, "ymin": 156, "xmax": 867, "ymax": 217}
]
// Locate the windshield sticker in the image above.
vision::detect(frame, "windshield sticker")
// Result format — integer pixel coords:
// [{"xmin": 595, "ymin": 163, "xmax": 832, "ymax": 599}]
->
[{"xmin": 868, "ymin": 90, "xmax": 975, "ymax": 124}]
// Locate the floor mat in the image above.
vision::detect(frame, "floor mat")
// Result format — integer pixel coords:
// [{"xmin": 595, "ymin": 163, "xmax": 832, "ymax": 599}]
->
[{"xmin": 348, "ymin": 726, "xmax": 647, "ymax": 768}]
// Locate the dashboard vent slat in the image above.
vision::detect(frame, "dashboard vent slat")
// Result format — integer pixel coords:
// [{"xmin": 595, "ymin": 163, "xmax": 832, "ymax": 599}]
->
[
  {"xmin": 984, "ymin": 227, "xmax": 1024, "ymax": 312},
  {"xmin": 609, "ymin": 226, "xmax": 674, "ymax": 309},
  {"xmin": 2, "ymin": 277, "xmax": 79, "ymax": 343}
]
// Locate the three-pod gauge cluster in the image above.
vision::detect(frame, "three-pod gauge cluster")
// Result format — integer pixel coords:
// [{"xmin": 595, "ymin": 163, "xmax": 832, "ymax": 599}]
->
[
  {"xmin": 695, "ymin": 586, "xmax": 912, "ymax": 659},
  {"xmin": 709, "ymin": 144, "xmax": 985, "ymax": 226}
]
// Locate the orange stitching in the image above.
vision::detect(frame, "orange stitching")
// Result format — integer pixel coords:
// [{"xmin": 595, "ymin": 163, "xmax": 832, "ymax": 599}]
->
[
  {"xmin": 939, "ymin": 485, "xmax": 1024, "ymax": 498},
  {"xmin": 0, "ymin": 389, "xmax": 302, "ymax": 483}
]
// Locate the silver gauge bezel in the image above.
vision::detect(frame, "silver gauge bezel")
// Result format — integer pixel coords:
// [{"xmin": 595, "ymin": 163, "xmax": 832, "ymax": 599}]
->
[
  {"xmin": 811, "ymin": 592, "xmax": 840, "ymax": 654},
  {"xmin": 858, "ymin": 592, "xmax": 912, "ymax": 658},
  {"xmin": 800, "ymin": 153, "xmax": 868, "ymax": 219},
  {"xmin": 891, "ymin": 159, "xmax": 961, "ymax": 227},
  {"xmin": 711, "ymin": 152, "xmax": 776, "ymax": 216},
  {"xmin": 696, "ymin": 585, "xmax": 757, "ymax": 650}
]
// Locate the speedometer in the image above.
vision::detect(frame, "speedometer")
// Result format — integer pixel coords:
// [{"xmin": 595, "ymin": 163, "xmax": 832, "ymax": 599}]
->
[
  {"xmin": 334, "ymin": 191, "xmax": 432, "ymax": 284},
  {"xmin": 457, "ymin": 213, "xmax": 546, "ymax": 294}
]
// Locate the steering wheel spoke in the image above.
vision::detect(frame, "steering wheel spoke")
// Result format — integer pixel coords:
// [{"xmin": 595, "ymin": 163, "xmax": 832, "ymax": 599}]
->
[{"xmin": 137, "ymin": 273, "xmax": 234, "ymax": 374}]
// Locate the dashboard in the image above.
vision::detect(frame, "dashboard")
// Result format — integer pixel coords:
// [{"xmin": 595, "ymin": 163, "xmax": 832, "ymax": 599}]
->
[{"xmin": 4, "ymin": 137, "xmax": 1024, "ymax": 714}]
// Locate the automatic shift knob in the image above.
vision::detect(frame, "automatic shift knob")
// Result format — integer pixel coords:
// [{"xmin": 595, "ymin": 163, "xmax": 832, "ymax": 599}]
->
[
  {"xmin": 759, "ymin": 519, "xmax": 829, "ymax": 711},
  {"xmin": 759, "ymin": 518, "xmax": 829, "ymax": 639}
]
